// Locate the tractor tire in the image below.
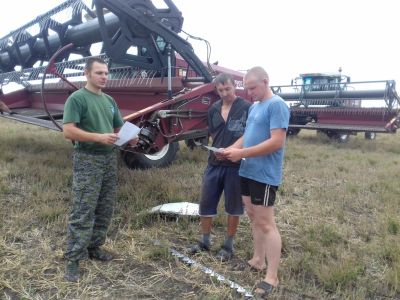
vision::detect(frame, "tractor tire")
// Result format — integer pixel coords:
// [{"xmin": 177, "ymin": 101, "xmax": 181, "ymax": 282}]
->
[
  {"xmin": 287, "ymin": 128, "xmax": 301, "ymax": 136},
  {"xmin": 122, "ymin": 142, "xmax": 179, "ymax": 169},
  {"xmin": 364, "ymin": 132, "xmax": 376, "ymax": 140},
  {"xmin": 337, "ymin": 133, "xmax": 349, "ymax": 143},
  {"xmin": 325, "ymin": 131, "xmax": 349, "ymax": 143}
]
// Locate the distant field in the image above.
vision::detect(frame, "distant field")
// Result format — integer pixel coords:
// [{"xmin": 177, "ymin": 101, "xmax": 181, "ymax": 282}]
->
[{"xmin": 1, "ymin": 118, "xmax": 400, "ymax": 299}]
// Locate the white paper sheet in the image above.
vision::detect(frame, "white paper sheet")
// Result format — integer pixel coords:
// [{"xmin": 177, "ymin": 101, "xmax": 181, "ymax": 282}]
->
[
  {"xmin": 202, "ymin": 145, "xmax": 223, "ymax": 153},
  {"xmin": 114, "ymin": 122, "xmax": 141, "ymax": 147},
  {"xmin": 202, "ymin": 145, "xmax": 245, "ymax": 160}
]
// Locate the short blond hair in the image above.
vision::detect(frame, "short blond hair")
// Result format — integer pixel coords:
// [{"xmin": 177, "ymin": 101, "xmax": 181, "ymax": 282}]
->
[{"xmin": 244, "ymin": 66, "xmax": 269, "ymax": 81}]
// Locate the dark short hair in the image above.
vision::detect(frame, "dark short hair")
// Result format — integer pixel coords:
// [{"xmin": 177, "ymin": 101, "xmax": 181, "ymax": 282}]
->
[
  {"xmin": 85, "ymin": 57, "xmax": 108, "ymax": 71},
  {"xmin": 214, "ymin": 73, "xmax": 235, "ymax": 86}
]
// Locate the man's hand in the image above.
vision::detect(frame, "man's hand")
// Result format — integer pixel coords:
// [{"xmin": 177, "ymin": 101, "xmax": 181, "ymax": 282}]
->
[
  {"xmin": 214, "ymin": 149, "xmax": 226, "ymax": 160},
  {"xmin": 222, "ymin": 148, "xmax": 244, "ymax": 162},
  {"xmin": 97, "ymin": 133, "xmax": 119, "ymax": 145},
  {"xmin": 128, "ymin": 137, "xmax": 139, "ymax": 147}
]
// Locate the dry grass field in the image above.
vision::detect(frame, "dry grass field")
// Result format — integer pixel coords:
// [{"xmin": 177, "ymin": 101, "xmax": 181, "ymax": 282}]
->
[{"xmin": 1, "ymin": 118, "xmax": 400, "ymax": 299}]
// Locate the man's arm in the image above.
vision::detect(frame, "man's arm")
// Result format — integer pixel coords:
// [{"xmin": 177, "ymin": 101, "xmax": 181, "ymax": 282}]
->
[
  {"xmin": 223, "ymin": 128, "xmax": 286, "ymax": 162},
  {"xmin": 63, "ymin": 123, "xmax": 119, "ymax": 145},
  {"xmin": 214, "ymin": 124, "xmax": 245, "ymax": 160},
  {"xmin": 228, "ymin": 135, "xmax": 244, "ymax": 149}
]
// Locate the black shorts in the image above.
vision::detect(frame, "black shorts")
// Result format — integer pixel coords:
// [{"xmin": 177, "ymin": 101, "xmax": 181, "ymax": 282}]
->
[
  {"xmin": 240, "ymin": 177, "xmax": 278, "ymax": 206},
  {"xmin": 199, "ymin": 165, "xmax": 243, "ymax": 216}
]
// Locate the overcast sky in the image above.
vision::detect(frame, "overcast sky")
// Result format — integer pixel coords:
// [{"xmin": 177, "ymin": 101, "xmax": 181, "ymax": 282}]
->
[{"xmin": 1, "ymin": 0, "xmax": 399, "ymax": 86}]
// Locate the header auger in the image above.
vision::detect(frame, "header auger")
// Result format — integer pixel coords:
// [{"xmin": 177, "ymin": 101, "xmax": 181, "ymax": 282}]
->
[{"xmin": 0, "ymin": 0, "xmax": 211, "ymax": 81}]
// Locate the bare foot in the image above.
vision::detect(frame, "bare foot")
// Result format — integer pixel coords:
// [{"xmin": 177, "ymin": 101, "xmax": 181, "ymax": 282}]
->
[{"xmin": 247, "ymin": 259, "xmax": 266, "ymax": 270}]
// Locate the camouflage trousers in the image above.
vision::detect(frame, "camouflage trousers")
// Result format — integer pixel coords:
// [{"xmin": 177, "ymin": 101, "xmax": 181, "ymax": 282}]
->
[{"xmin": 65, "ymin": 150, "xmax": 118, "ymax": 261}]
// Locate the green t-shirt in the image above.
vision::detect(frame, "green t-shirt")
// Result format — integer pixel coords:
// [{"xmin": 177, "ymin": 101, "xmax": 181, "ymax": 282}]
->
[{"xmin": 63, "ymin": 88, "xmax": 124, "ymax": 153}]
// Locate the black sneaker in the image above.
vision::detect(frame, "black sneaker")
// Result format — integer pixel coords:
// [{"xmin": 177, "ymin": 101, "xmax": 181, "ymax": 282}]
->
[
  {"xmin": 88, "ymin": 248, "xmax": 114, "ymax": 261},
  {"xmin": 64, "ymin": 260, "xmax": 80, "ymax": 282},
  {"xmin": 187, "ymin": 241, "xmax": 210, "ymax": 255}
]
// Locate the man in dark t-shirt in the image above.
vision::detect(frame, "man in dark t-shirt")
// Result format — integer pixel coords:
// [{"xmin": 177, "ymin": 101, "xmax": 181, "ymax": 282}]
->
[{"xmin": 188, "ymin": 73, "xmax": 251, "ymax": 261}]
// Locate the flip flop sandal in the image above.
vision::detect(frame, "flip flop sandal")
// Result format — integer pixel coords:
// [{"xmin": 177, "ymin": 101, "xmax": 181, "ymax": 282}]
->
[
  {"xmin": 254, "ymin": 281, "xmax": 275, "ymax": 299},
  {"xmin": 232, "ymin": 261, "xmax": 265, "ymax": 272}
]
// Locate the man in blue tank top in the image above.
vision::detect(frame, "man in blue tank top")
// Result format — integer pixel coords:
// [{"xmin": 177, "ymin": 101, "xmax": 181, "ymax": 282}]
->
[{"xmin": 223, "ymin": 66, "xmax": 289, "ymax": 297}]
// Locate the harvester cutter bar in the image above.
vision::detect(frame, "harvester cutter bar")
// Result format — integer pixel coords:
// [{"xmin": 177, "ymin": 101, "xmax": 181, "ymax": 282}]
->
[{"xmin": 291, "ymin": 123, "xmax": 390, "ymax": 133}]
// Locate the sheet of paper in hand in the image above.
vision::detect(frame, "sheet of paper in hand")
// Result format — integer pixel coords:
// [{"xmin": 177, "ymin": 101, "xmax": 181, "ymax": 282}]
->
[
  {"xmin": 114, "ymin": 122, "xmax": 141, "ymax": 147},
  {"xmin": 202, "ymin": 145, "xmax": 223, "ymax": 153}
]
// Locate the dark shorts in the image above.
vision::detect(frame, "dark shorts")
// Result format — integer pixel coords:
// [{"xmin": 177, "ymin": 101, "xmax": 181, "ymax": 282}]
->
[
  {"xmin": 240, "ymin": 177, "xmax": 278, "ymax": 206},
  {"xmin": 199, "ymin": 165, "xmax": 243, "ymax": 216}
]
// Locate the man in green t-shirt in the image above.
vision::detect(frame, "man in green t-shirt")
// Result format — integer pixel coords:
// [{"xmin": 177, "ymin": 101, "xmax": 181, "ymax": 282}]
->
[{"xmin": 63, "ymin": 57, "xmax": 131, "ymax": 282}]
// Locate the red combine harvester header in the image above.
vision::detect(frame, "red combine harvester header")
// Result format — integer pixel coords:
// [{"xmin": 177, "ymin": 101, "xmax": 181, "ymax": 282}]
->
[{"xmin": 0, "ymin": 0, "xmax": 246, "ymax": 168}]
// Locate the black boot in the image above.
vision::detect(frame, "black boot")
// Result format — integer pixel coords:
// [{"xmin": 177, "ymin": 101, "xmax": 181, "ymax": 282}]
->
[{"xmin": 88, "ymin": 247, "xmax": 114, "ymax": 261}]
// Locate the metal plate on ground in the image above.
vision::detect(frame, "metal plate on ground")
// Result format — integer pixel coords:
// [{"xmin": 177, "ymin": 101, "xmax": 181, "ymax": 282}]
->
[{"xmin": 149, "ymin": 202, "xmax": 199, "ymax": 216}]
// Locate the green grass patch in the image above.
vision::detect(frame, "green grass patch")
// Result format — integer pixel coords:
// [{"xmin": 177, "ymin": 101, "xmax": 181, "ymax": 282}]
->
[
  {"xmin": 316, "ymin": 258, "xmax": 364, "ymax": 292},
  {"xmin": 388, "ymin": 218, "xmax": 400, "ymax": 235}
]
